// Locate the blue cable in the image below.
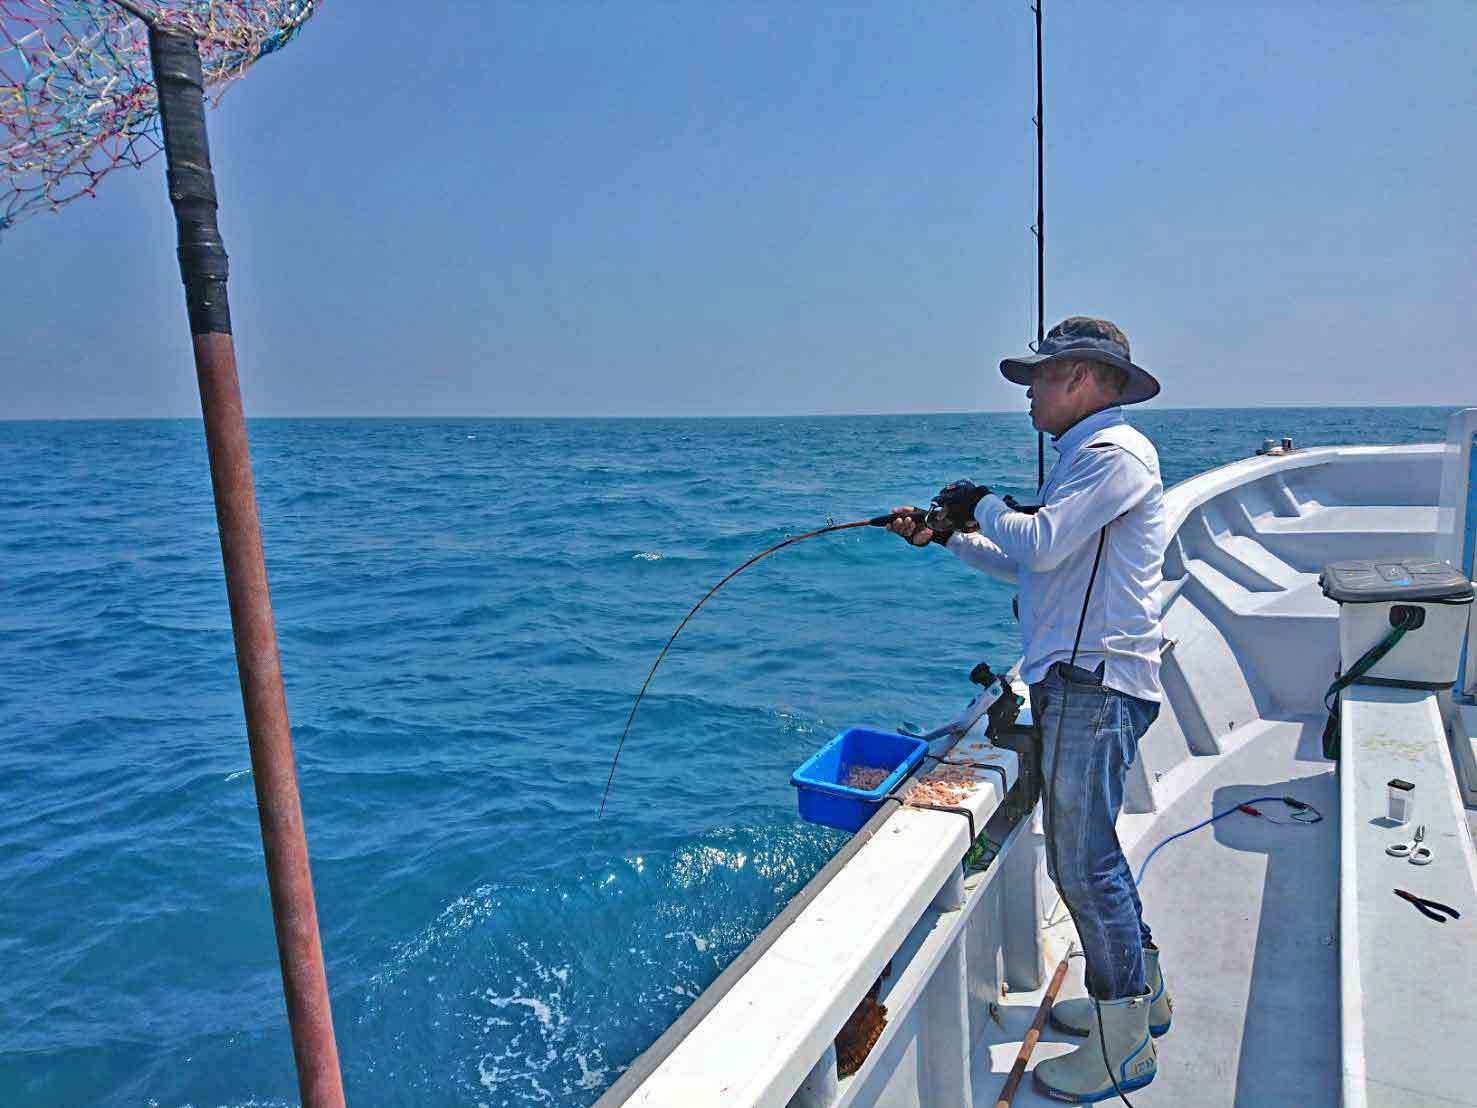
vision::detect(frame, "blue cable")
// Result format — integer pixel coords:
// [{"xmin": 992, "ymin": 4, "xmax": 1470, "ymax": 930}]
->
[{"xmin": 1135, "ymin": 795, "xmax": 1320, "ymax": 886}]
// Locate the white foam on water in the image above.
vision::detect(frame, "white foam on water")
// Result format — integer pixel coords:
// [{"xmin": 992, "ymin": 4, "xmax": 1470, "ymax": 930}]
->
[
  {"xmin": 224, "ymin": 768, "xmax": 251, "ymax": 782},
  {"xmin": 662, "ymin": 929, "xmax": 709, "ymax": 953},
  {"xmin": 477, "ymin": 1050, "xmax": 557, "ymax": 1105},
  {"xmin": 370, "ymin": 884, "xmax": 500, "ymax": 990},
  {"xmin": 574, "ymin": 1053, "xmax": 607, "ymax": 1090},
  {"xmin": 476, "ymin": 1054, "xmax": 501, "ymax": 1093},
  {"xmin": 774, "ymin": 709, "xmax": 818, "ymax": 736},
  {"xmin": 632, "ymin": 551, "xmax": 662, "ymax": 561},
  {"xmin": 483, "ymin": 990, "xmax": 554, "ymax": 1030}
]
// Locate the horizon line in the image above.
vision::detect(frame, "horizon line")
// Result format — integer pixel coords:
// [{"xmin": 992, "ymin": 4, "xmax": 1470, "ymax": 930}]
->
[{"xmin": 0, "ymin": 401, "xmax": 1464, "ymax": 424}]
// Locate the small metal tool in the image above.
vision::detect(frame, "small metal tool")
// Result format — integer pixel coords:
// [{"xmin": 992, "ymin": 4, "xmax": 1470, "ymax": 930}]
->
[
  {"xmin": 1387, "ymin": 824, "xmax": 1432, "ymax": 865},
  {"xmin": 1394, "ymin": 888, "xmax": 1461, "ymax": 923}
]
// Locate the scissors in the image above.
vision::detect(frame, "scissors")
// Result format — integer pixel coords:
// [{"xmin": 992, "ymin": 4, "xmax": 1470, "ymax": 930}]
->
[
  {"xmin": 1394, "ymin": 888, "xmax": 1461, "ymax": 923},
  {"xmin": 1387, "ymin": 825, "xmax": 1432, "ymax": 865}
]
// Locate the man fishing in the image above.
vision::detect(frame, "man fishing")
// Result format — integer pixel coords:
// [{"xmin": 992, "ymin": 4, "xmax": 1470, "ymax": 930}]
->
[{"xmin": 889, "ymin": 316, "xmax": 1170, "ymax": 1102}]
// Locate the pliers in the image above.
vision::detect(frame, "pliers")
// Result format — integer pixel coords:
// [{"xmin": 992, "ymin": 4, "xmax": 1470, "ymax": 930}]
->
[{"xmin": 1394, "ymin": 888, "xmax": 1462, "ymax": 923}]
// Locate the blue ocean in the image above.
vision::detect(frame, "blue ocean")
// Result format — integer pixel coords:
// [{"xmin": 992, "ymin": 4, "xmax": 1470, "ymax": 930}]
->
[{"xmin": 0, "ymin": 407, "xmax": 1455, "ymax": 1106}]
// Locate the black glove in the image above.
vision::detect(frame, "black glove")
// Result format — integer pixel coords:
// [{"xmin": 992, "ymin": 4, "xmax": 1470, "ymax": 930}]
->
[
  {"xmin": 926, "ymin": 522, "xmax": 954, "ymax": 547},
  {"xmin": 925, "ymin": 480, "xmax": 990, "ymax": 533}
]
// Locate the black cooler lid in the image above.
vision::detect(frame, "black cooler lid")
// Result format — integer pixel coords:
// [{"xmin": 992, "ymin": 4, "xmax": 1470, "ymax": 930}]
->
[{"xmin": 1319, "ymin": 557, "xmax": 1474, "ymax": 604}]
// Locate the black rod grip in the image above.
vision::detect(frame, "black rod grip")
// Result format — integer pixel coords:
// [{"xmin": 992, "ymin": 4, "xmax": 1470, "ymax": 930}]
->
[
  {"xmin": 148, "ymin": 29, "xmax": 232, "ymax": 335},
  {"xmin": 868, "ymin": 509, "xmax": 928, "ymax": 527}
]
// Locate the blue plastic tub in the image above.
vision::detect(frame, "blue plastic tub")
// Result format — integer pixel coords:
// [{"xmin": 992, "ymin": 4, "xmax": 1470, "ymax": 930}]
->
[{"xmin": 791, "ymin": 727, "xmax": 928, "ymax": 832}]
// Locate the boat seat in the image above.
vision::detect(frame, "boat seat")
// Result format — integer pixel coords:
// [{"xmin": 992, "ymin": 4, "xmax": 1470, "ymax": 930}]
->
[
  {"xmin": 1172, "ymin": 564, "xmax": 1337, "ymax": 715},
  {"xmin": 1251, "ymin": 505, "xmax": 1438, "ymax": 536},
  {"xmin": 1244, "ymin": 575, "xmax": 1336, "ymax": 617},
  {"xmin": 1337, "ymin": 686, "xmax": 1477, "ymax": 1107},
  {"xmin": 1238, "ymin": 505, "xmax": 1440, "ymax": 570}
]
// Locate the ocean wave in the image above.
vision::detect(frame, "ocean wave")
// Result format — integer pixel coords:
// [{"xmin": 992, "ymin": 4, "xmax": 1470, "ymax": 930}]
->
[{"xmin": 353, "ymin": 822, "xmax": 834, "ymax": 1105}]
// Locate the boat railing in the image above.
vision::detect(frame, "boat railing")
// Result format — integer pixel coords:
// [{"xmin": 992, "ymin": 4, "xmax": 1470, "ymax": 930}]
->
[{"xmin": 595, "ymin": 713, "xmax": 1044, "ymax": 1108}]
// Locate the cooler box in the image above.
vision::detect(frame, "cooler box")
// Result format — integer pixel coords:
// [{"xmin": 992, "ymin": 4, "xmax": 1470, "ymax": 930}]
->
[
  {"xmin": 1319, "ymin": 557, "xmax": 1474, "ymax": 687},
  {"xmin": 791, "ymin": 727, "xmax": 927, "ymax": 833}
]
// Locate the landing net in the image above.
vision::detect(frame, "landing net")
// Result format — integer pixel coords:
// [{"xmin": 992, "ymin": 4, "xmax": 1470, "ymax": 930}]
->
[{"xmin": 1, "ymin": 0, "xmax": 318, "ymax": 232}]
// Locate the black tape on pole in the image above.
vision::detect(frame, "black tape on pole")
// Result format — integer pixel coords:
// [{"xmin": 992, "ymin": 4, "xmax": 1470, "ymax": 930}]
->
[{"xmin": 148, "ymin": 29, "xmax": 232, "ymax": 336}]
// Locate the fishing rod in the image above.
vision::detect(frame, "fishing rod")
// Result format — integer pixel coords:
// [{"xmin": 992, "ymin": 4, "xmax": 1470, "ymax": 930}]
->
[
  {"xmin": 1031, "ymin": 0, "xmax": 1047, "ymax": 492},
  {"xmin": 598, "ymin": 498, "xmax": 975, "ymax": 818}
]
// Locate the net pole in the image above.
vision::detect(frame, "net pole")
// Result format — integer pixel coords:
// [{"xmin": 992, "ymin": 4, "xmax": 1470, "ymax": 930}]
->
[{"xmin": 146, "ymin": 27, "xmax": 346, "ymax": 1108}]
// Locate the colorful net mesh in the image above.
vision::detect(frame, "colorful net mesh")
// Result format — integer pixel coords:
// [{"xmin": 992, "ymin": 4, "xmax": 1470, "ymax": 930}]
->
[{"xmin": 1, "ymin": 0, "xmax": 318, "ymax": 232}]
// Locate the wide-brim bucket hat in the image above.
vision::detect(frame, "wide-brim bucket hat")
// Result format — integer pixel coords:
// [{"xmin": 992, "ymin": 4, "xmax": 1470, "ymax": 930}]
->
[{"xmin": 999, "ymin": 316, "xmax": 1160, "ymax": 405}]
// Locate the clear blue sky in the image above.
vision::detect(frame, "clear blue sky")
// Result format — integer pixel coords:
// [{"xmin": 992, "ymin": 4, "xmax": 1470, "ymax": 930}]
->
[{"xmin": 2, "ymin": 1, "xmax": 1473, "ymax": 418}]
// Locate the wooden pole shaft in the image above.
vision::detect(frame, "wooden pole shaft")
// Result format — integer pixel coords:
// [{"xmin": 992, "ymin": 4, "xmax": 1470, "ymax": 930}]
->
[
  {"xmin": 149, "ymin": 27, "xmax": 346, "ymax": 1108},
  {"xmin": 192, "ymin": 333, "xmax": 346, "ymax": 1108},
  {"xmin": 995, "ymin": 952, "xmax": 1071, "ymax": 1107}
]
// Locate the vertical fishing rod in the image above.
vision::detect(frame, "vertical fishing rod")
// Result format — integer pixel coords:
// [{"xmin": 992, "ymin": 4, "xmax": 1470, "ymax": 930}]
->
[
  {"xmin": 1031, "ymin": 0, "xmax": 1046, "ymax": 491},
  {"xmin": 1026, "ymin": 13, "xmax": 1136, "ymax": 1104}
]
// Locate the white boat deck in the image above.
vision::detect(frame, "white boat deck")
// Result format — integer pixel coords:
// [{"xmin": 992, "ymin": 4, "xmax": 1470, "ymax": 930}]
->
[{"xmin": 972, "ymin": 716, "xmax": 1342, "ymax": 1106}]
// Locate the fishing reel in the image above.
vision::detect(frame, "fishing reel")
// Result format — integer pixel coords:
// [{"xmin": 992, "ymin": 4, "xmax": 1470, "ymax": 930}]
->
[
  {"xmin": 871, "ymin": 480, "xmax": 1036, "ymax": 536},
  {"xmin": 922, "ymin": 480, "xmax": 990, "ymax": 536}
]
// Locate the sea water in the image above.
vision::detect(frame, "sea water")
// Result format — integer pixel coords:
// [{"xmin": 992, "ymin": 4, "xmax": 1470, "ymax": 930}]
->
[{"xmin": 0, "ymin": 407, "xmax": 1454, "ymax": 1106}]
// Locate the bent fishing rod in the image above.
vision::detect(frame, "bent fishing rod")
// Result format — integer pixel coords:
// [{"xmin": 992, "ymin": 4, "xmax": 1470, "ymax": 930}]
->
[{"xmin": 598, "ymin": 483, "xmax": 992, "ymax": 816}]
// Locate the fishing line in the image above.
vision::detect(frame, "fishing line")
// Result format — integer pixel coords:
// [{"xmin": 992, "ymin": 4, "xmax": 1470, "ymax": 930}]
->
[{"xmin": 597, "ymin": 509, "xmax": 921, "ymax": 817}]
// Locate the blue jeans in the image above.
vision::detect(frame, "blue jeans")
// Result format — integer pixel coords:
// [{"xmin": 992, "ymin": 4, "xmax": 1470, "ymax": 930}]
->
[{"xmin": 1030, "ymin": 661, "xmax": 1160, "ymax": 1001}]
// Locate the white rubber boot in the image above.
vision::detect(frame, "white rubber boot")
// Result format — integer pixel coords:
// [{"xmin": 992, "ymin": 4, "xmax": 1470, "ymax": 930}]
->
[
  {"xmin": 1051, "ymin": 945, "xmax": 1172, "ymax": 1038},
  {"xmin": 1033, "ymin": 990, "xmax": 1157, "ymax": 1103}
]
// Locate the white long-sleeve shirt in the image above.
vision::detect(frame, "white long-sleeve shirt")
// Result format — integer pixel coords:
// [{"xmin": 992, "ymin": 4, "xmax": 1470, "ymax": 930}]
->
[{"xmin": 946, "ymin": 406, "xmax": 1167, "ymax": 701}]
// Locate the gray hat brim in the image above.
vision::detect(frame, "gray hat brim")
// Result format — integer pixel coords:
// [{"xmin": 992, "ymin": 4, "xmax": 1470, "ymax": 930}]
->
[{"xmin": 1000, "ymin": 350, "xmax": 1160, "ymax": 405}]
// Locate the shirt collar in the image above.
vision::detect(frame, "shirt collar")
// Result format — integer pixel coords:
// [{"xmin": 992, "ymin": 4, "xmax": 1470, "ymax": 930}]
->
[{"xmin": 1052, "ymin": 406, "xmax": 1125, "ymax": 456}]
